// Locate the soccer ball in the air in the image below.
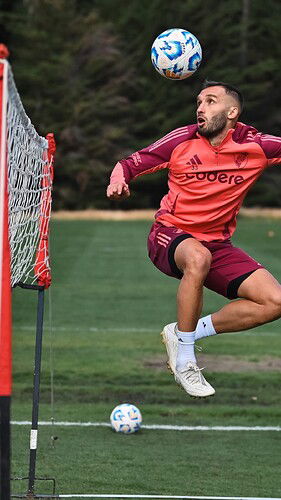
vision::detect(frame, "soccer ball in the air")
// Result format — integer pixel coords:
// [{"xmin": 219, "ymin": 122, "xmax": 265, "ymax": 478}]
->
[
  {"xmin": 151, "ymin": 28, "xmax": 202, "ymax": 80},
  {"xmin": 110, "ymin": 403, "xmax": 142, "ymax": 434}
]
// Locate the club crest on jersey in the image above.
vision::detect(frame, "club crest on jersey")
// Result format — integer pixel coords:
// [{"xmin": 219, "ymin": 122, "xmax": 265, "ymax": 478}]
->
[{"xmin": 234, "ymin": 152, "xmax": 248, "ymax": 168}]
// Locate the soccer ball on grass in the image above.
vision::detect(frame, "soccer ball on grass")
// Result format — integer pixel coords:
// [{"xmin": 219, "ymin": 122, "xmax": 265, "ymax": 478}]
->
[
  {"xmin": 151, "ymin": 28, "xmax": 202, "ymax": 80},
  {"xmin": 110, "ymin": 403, "xmax": 142, "ymax": 434}
]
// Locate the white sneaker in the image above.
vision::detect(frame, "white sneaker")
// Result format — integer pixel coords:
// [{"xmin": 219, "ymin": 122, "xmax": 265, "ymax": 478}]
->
[
  {"xmin": 175, "ymin": 362, "xmax": 215, "ymax": 398},
  {"xmin": 161, "ymin": 323, "xmax": 177, "ymax": 373},
  {"xmin": 161, "ymin": 323, "xmax": 215, "ymax": 398}
]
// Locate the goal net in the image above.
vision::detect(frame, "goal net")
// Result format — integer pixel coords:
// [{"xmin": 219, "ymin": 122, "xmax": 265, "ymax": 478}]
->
[
  {"xmin": 6, "ymin": 62, "xmax": 55, "ymax": 289},
  {"xmin": 0, "ymin": 44, "xmax": 55, "ymax": 499}
]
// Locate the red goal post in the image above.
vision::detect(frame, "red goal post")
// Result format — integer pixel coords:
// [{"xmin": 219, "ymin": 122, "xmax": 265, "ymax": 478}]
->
[
  {"xmin": 0, "ymin": 45, "xmax": 11, "ymax": 400},
  {"xmin": 0, "ymin": 44, "xmax": 55, "ymax": 499}
]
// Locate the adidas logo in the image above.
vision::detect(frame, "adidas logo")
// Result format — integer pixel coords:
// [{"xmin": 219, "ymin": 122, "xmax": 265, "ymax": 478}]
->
[{"xmin": 186, "ymin": 154, "xmax": 202, "ymax": 166}]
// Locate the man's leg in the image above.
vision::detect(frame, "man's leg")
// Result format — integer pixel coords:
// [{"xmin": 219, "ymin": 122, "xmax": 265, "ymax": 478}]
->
[
  {"xmin": 174, "ymin": 238, "xmax": 212, "ymax": 331},
  {"xmin": 211, "ymin": 269, "xmax": 281, "ymax": 333},
  {"xmin": 162, "ymin": 238, "xmax": 215, "ymax": 397}
]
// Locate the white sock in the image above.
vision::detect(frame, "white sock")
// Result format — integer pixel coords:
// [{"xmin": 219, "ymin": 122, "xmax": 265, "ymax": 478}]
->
[
  {"xmin": 195, "ymin": 315, "xmax": 217, "ymax": 341},
  {"xmin": 176, "ymin": 328, "xmax": 196, "ymax": 370}
]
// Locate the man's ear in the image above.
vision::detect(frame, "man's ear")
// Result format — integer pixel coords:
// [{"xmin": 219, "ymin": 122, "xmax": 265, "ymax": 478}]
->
[{"xmin": 228, "ymin": 106, "xmax": 239, "ymax": 120}]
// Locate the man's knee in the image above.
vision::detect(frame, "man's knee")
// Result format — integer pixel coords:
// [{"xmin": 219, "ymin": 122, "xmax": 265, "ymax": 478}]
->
[
  {"xmin": 181, "ymin": 245, "xmax": 212, "ymax": 279},
  {"xmin": 264, "ymin": 292, "xmax": 281, "ymax": 321}
]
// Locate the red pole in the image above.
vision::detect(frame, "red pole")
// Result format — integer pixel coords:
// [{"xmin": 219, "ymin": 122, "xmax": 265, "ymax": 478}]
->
[
  {"xmin": 0, "ymin": 44, "xmax": 12, "ymax": 500},
  {"xmin": 34, "ymin": 133, "xmax": 56, "ymax": 288},
  {"xmin": 0, "ymin": 57, "xmax": 12, "ymax": 397}
]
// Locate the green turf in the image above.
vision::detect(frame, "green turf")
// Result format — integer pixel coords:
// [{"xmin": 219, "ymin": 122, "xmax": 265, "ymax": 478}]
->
[
  {"xmin": 11, "ymin": 216, "xmax": 281, "ymax": 497},
  {"xmin": 11, "ymin": 426, "xmax": 281, "ymax": 497}
]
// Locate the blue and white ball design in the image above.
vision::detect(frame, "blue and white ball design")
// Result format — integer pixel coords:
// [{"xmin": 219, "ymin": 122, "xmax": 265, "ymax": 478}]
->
[
  {"xmin": 110, "ymin": 403, "xmax": 142, "ymax": 434},
  {"xmin": 151, "ymin": 28, "xmax": 202, "ymax": 80}
]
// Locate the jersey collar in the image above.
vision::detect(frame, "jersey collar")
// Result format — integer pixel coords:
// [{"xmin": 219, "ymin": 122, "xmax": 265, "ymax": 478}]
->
[{"xmin": 196, "ymin": 126, "xmax": 235, "ymax": 148}]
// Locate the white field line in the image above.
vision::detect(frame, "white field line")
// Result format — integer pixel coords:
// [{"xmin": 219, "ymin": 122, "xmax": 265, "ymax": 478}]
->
[
  {"xmin": 41, "ymin": 494, "xmax": 281, "ymax": 500},
  {"xmin": 11, "ymin": 421, "xmax": 281, "ymax": 432},
  {"xmin": 13, "ymin": 325, "xmax": 279, "ymax": 336},
  {"xmin": 14, "ymin": 326, "xmax": 156, "ymax": 333}
]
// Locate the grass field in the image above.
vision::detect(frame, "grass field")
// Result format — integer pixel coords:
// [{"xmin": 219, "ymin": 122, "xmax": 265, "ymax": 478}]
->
[{"xmin": 11, "ymin": 216, "xmax": 281, "ymax": 498}]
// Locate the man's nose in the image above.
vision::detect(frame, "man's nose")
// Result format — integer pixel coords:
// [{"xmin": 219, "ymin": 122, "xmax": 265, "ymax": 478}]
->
[{"xmin": 197, "ymin": 102, "xmax": 205, "ymax": 113}]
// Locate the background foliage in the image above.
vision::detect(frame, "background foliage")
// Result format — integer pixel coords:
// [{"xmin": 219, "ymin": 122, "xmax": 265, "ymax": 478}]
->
[{"xmin": 1, "ymin": 0, "xmax": 280, "ymax": 209}]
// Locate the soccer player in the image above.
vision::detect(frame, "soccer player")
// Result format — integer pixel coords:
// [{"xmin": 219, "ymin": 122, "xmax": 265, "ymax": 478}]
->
[{"xmin": 106, "ymin": 80, "xmax": 281, "ymax": 398}]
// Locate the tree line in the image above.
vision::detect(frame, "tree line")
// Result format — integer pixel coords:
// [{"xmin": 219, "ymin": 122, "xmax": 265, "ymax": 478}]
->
[{"xmin": 0, "ymin": 0, "xmax": 280, "ymax": 210}]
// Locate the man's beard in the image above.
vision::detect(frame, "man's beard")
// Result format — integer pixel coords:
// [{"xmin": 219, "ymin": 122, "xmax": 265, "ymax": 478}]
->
[{"xmin": 197, "ymin": 111, "xmax": 228, "ymax": 139}]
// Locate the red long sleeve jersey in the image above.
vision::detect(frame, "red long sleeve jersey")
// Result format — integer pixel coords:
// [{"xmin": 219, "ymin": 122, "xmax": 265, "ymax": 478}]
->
[{"xmin": 110, "ymin": 122, "xmax": 281, "ymax": 241}]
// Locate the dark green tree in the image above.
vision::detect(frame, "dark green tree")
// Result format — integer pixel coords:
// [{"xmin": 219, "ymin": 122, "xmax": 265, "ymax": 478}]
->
[
  {"xmin": 2, "ymin": 0, "xmax": 135, "ymax": 208},
  {"xmin": 98, "ymin": 0, "xmax": 281, "ymax": 207},
  {"xmin": 1, "ymin": 0, "xmax": 280, "ymax": 208}
]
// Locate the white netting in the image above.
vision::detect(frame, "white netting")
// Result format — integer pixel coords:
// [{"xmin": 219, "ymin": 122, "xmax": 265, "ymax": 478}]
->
[{"xmin": 5, "ymin": 64, "xmax": 53, "ymax": 287}]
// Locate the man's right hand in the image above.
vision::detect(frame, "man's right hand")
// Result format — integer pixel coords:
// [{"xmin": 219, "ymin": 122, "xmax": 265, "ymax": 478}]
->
[{"xmin": 106, "ymin": 182, "xmax": 130, "ymax": 200}]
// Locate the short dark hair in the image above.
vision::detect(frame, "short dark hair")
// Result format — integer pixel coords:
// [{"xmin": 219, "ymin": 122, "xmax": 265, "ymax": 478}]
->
[{"xmin": 201, "ymin": 79, "xmax": 244, "ymax": 113}]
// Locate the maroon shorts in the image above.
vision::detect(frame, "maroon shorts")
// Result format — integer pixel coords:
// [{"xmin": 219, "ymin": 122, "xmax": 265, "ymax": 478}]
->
[{"xmin": 147, "ymin": 222, "xmax": 264, "ymax": 299}]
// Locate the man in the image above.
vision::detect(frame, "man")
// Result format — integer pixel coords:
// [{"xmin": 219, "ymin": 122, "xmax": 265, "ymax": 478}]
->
[{"xmin": 106, "ymin": 80, "xmax": 281, "ymax": 398}]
